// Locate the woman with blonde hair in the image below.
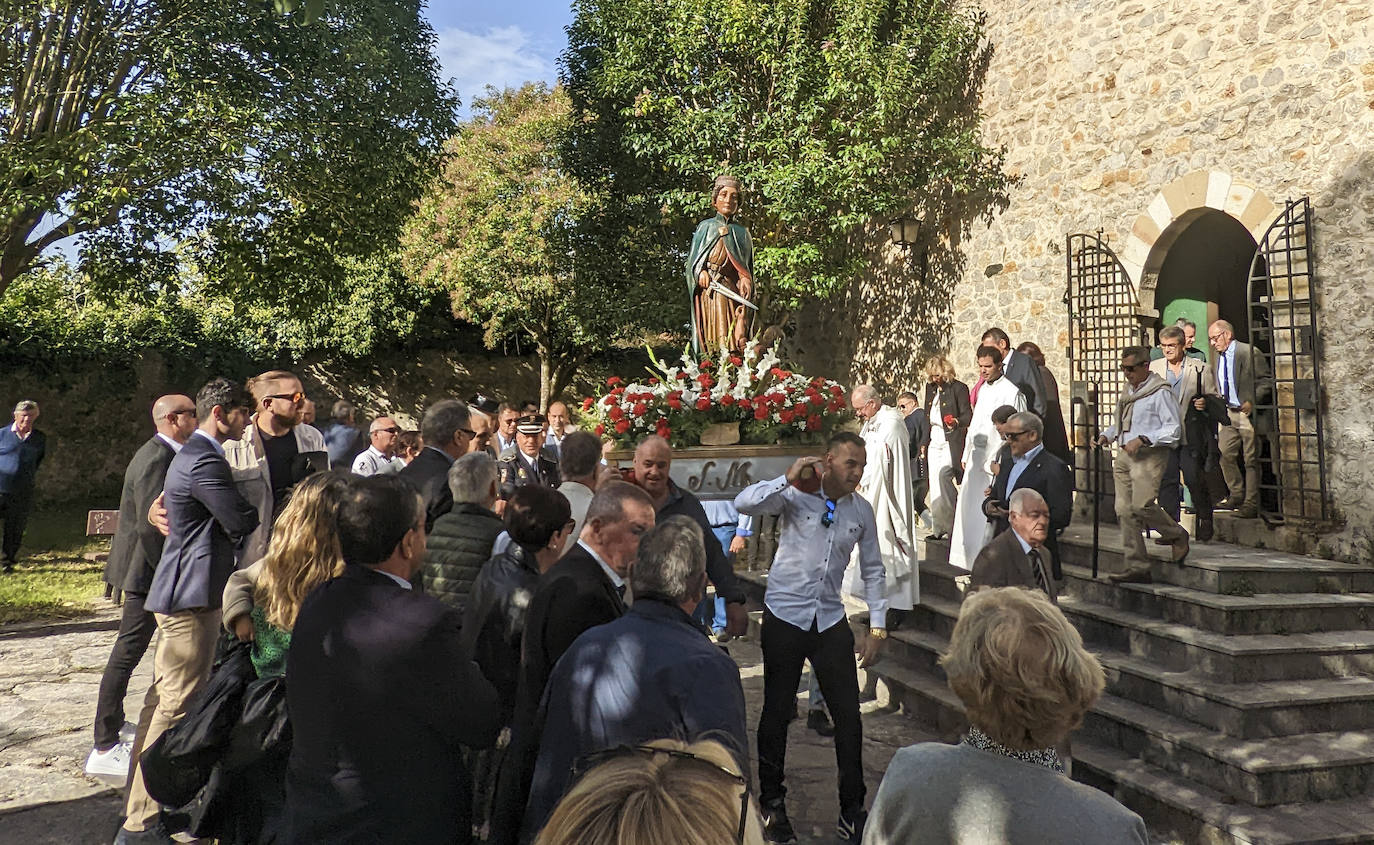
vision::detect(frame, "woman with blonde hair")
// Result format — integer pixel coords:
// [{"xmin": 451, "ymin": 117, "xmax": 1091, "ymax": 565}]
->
[
  {"xmin": 534, "ymin": 738, "xmax": 765, "ymax": 845},
  {"xmin": 922, "ymin": 354, "xmax": 971, "ymax": 541},
  {"xmin": 862, "ymin": 588, "xmax": 1147, "ymax": 844}
]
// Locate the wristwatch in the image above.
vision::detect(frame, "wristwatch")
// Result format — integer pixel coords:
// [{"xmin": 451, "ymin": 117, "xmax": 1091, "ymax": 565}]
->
[
  {"xmin": 1139, "ymin": 436, "xmax": 1153, "ymax": 447},
  {"xmin": 869, "ymin": 627, "xmax": 888, "ymax": 640}
]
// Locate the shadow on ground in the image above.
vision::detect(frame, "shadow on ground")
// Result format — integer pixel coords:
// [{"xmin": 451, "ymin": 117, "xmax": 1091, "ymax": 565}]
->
[{"xmin": 0, "ymin": 790, "xmax": 122, "ymax": 844}]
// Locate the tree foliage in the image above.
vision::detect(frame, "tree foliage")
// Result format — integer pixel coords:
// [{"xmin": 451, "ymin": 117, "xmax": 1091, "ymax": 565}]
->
[
  {"xmin": 562, "ymin": 0, "xmax": 1013, "ymax": 317},
  {"xmin": 401, "ymin": 84, "xmax": 665, "ymax": 408},
  {"xmin": 0, "ymin": 0, "xmax": 458, "ymax": 303}
]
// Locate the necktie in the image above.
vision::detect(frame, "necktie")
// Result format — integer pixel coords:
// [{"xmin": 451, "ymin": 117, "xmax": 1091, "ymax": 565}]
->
[
  {"xmin": 1220, "ymin": 353, "xmax": 1233, "ymax": 408},
  {"xmin": 616, "ymin": 584, "xmax": 627, "ymax": 600},
  {"xmin": 1028, "ymin": 548, "xmax": 1049, "ymax": 594}
]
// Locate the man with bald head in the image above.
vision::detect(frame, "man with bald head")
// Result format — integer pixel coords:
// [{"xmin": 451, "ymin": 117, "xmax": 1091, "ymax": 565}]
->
[
  {"xmin": 1208, "ymin": 320, "xmax": 1272, "ymax": 518},
  {"xmin": 85, "ymin": 394, "xmax": 197, "ymax": 779},
  {"xmin": 628, "ymin": 435, "xmax": 749, "ymax": 636},
  {"xmin": 847, "ymin": 385, "xmax": 917, "ymax": 615}
]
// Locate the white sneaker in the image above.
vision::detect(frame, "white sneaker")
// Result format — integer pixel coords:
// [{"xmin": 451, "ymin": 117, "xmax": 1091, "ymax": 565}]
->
[
  {"xmin": 84, "ymin": 741, "xmax": 132, "ymax": 778},
  {"xmin": 119, "ymin": 721, "xmax": 137, "ymax": 743}
]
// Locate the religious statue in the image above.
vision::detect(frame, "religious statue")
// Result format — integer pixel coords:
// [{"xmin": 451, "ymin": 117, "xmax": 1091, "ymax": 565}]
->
[{"xmin": 686, "ymin": 175, "xmax": 756, "ymax": 354}]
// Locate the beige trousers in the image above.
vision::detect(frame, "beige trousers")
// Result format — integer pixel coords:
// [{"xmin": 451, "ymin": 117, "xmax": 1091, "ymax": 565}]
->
[
  {"xmin": 1112, "ymin": 445, "xmax": 1186, "ymax": 571},
  {"xmin": 1217, "ymin": 409, "xmax": 1259, "ymax": 507},
  {"xmin": 123, "ymin": 607, "xmax": 221, "ymax": 832}
]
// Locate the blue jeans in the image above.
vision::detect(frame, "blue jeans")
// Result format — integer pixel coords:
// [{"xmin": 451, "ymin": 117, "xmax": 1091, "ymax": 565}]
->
[{"xmin": 693, "ymin": 525, "xmax": 736, "ymax": 631}]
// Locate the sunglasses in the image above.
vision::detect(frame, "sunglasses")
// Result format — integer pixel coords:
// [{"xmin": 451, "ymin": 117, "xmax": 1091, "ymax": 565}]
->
[
  {"xmin": 1119, "ymin": 362, "xmax": 1147, "ymax": 372},
  {"xmin": 822, "ymin": 497, "xmax": 838, "ymax": 528},
  {"xmin": 375, "ymin": 426, "xmax": 400, "ymax": 434},
  {"xmin": 457, "ymin": 428, "xmax": 477, "ymax": 439},
  {"xmin": 1003, "ymin": 430, "xmax": 1030, "ymax": 440},
  {"xmin": 571, "ymin": 745, "xmax": 749, "ymax": 844},
  {"xmin": 268, "ymin": 391, "xmax": 306, "ymax": 404}
]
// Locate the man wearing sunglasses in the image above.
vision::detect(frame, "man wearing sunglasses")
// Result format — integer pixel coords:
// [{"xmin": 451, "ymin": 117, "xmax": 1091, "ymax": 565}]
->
[
  {"xmin": 736, "ymin": 432, "xmax": 889, "ymax": 843},
  {"xmin": 981, "ymin": 411, "xmax": 1073, "ymax": 580},
  {"xmin": 352, "ymin": 416, "xmax": 406, "ymax": 477},
  {"xmin": 223, "ymin": 370, "xmax": 328, "ymax": 568}
]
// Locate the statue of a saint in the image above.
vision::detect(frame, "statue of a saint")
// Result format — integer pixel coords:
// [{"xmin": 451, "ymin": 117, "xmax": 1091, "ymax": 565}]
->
[{"xmin": 686, "ymin": 175, "xmax": 756, "ymax": 355}]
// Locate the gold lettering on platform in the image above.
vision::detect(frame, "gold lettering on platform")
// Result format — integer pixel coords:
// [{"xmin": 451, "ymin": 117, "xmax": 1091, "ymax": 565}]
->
[{"xmin": 685, "ymin": 460, "xmax": 755, "ymax": 493}]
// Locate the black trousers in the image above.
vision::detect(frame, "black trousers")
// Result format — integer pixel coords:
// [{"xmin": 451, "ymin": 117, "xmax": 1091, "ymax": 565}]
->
[
  {"xmin": 93, "ymin": 591, "xmax": 156, "ymax": 749},
  {"xmin": 758, "ymin": 609, "xmax": 865, "ymax": 813},
  {"xmin": 1159, "ymin": 443, "xmax": 1213, "ymax": 523},
  {"xmin": 0, "ymin": 489, "xmax": 33, "ymax": 562}
]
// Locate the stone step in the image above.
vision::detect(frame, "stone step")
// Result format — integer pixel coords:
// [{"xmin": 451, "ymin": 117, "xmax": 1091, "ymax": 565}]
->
[
  {"xmin": 1099, "ymin": 650, "xmax": 1374, "ymax": 739},
  {"xmin": 1072, "ymin": 739, "xmax": 1374, "ymax": 844},
  {"xmin": 1063, "ymin": 565, "xmax": 1374, "ymax": 635},
  {"xmin": 1059, "ymin": 595, "xmax": 1374, "ymax": 682},
  {"xmin": 1081, "ymin": 694, "xmax": 1374, "ymax": 806}
]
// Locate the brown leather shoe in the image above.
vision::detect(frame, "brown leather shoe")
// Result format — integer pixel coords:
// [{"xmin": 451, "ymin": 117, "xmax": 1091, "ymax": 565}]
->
[{"xmin": 1171, "ymin": 532, "xmax": 1191, "ymax": 564}]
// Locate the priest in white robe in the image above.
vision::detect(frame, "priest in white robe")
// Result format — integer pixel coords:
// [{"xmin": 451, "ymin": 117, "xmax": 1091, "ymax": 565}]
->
[
  {"xmin": 844, "ymin": 384, "xmax": 918, "ymax": 610},
  {"xmin": 949, "ymin": 348, "xmax": 1026, "ymax": 570}
]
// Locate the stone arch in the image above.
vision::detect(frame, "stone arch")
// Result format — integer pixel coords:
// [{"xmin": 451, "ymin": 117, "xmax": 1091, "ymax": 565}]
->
[{"xmin": 1117, "ymin": 170, "xmax": 1281, "ymax": 314}]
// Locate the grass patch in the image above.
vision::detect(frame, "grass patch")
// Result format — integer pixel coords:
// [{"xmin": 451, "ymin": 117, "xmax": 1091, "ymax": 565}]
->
[{"xmin": 0, "ymin": 506, "xmax": 110, "ymax": 626}]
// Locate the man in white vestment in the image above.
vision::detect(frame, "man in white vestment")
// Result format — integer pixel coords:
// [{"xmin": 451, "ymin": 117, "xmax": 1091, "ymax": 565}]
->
[
  {"xmin": 844, "ymin": 385, "xmax": 917, "ymax": 611},
  {"xmin": 949, "ymin": 347, "xmax": 1026, "ymax": 570}
]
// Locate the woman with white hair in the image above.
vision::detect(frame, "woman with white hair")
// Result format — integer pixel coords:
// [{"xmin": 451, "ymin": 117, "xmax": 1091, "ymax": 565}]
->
[{"xmin": 863, "ymin": 588, "xmax": 1148, "ymax": 844}]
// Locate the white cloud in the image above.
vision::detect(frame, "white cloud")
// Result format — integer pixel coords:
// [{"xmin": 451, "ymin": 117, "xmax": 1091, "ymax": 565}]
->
[{"xmin": 435, "ymin": 25, "xmax": 558, "ymax": 106}]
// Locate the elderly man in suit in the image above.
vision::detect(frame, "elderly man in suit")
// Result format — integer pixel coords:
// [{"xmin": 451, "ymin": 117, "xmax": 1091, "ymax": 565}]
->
[
  {"xmin": 118, "ymin": 379, "xmax": 259, "ymax": 845},
  {"xmin": 1152, "ymin": 325, "xmax": 1222, "ymax": 540},
  {"xmin": 523, "ymin": 516, "xmax": 749, "ymax": 841},
  {"xmin": 86, "ymin": 395, "xmax": 198, "ymax": 780},
  {"xmin": 971, "ymin": 488, "xmax": 1057, "ymax": 602},
  {"xmin": 983, "ymin": 327, "xmax": 1048, "ymax": 417},
  {"xmin": 982, "ymin": 411, "xmax": 1073, "ymax": 580},
  {"xmin": 0, "ymin": 399, "xmax": 48, "ymax": 571},
  {"xmin": 492, "ymin": 481, "xmax": 657, "ymax": 845},
  {"xmin": 1208, "ymin": 320, "xmax": 1272, "ymax": 519},
  {"xmin": 284, "ymin": 474, "xmax": 500, "ymax": 845},
  {"xmin": 399, "ymin": 399, "xmax": 476, "ymax": 531}
]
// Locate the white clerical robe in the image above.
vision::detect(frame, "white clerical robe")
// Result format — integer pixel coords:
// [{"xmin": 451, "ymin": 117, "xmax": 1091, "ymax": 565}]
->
[
  {"xmin": 948, "ymin": 377, "xmax": 1025, "ymax": 570},
  {"xmin": 845, "ymin": 404, "xmax": 918, "ymax": 610}
]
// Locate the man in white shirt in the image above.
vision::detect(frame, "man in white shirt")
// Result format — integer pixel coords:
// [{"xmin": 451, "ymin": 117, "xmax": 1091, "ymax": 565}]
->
[
  {"xmin": 352, "ymin": 417, "xmax": 406, "ymax": 476},
  {"xmin": 1096, "ymin": 346, "xmax": 1189, "ymax": 582},
  {"xmin": 735, "ymin": 432, "xmax": 888, "ymax": 844},
  {"xmin": 544, "ymin": 400, "xmax": 578, "ymax": 462}
]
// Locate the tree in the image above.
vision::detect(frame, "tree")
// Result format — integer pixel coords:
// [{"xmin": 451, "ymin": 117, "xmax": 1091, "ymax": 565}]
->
[
  {"xmin": 561, "ymin": 0, "xmax": 1013, "ymax": 320},
  {"xmin": 0, "ymin": 0, "xmax": 457, "ymax": 296},
  {"xmin": 400, "ymin": 84, "xmax": 664, "ymax": 410}
]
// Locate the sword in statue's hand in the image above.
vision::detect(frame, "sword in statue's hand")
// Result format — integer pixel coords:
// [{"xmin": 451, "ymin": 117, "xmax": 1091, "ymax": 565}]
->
[{"xmin": 709, "ymin": 281, "xmax": 758, "ymax": 310}]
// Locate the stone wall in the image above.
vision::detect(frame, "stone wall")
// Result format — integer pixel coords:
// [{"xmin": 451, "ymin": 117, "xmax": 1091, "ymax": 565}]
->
[{"xmin": 840, "ymin": 0, "xmax": 1374, "ymax": 558}]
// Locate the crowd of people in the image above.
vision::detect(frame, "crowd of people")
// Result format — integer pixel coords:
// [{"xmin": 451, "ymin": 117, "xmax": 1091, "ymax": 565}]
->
[{"xmin": 0, "ymin": 320, "xmax": 1267, "ymax": 843}]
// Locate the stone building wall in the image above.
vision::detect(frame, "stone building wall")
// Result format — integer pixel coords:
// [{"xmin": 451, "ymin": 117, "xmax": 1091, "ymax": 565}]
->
[{"xmin": 843, "ymin": 0, "xmax": 1374, "ymax": 557}]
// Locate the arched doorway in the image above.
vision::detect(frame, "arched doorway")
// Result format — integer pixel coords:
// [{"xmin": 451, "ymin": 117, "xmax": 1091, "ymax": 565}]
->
[{"xmin": 1150, "ymin": 208, "xmax": 1258, "ymax": 347}]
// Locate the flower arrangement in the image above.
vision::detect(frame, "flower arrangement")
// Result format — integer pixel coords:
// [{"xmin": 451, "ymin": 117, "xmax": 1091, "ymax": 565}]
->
[{"xmin": 579, "ymin": 344, "xmax": 852, "ymax": 448}]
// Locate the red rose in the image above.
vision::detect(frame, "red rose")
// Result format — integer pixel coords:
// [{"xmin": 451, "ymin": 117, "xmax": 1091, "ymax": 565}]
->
[
  {"xmin": 754, "ymin": 405, "xmax": 769, "ymax": 421},
  {"xmin": 594, "ymin": 424, "xmax": 605, "ymax": 436},
  {"xmin": 779, "ymin": 409, "xmax": 795, "ymax": 424},
  {"xmin": 695, "ymin": 397, "xmax": 711, "ymax": 411},
  {"xmin": 720, "ymin": 394, "xmax": 735, "ymax": 406},
  {"xmin": 806, "ymin": 414, "xmax": 822, "ymax": 431},
  {"xmin": 828, "ymin": 399, "xmax": 845, "ymax": 413},
  {"xmin": 697, "ymin": 373, "xmax": 714, "ymax": 388},
  {"xmin": 607, "ymin": 376, "xmax": 622, "ymax": 386},
  {"xmin": 614, "ymin": 419, "xmax": 630, "ymax": 434},
  {"xmin": 608, "ymin": 406, "xmax": 624, "ymax": 421},
  {"xmin": 794, "ymin": 405, "xmax": 810, "ymax": 419},
  {"xmin": 830, "ymin": 384, "xmax": 844, "ymax": 397},
  {"xmin": 809, "ymin": 393, "xmax": 825, "ymax": 406},
  {"xmin": 667, "ymin": 393, "xmax": 683, "ymax": 410},
  {"xmin": 658, "ymin": 426, "xmax": 672, "ymax": 439},
  {"xmin": 778, "ymin": 370, "xmax": 793, "ymax": 379},
  {"xmin": 676, "ymin": 371, "xmax": 687, "ymax": 380},
  {"xmin": 581, "ymin": 397, "xmax": 594, "ymax": 411},
  {"xmin": 943, "ymin": 413, "xmax": 958, "ymax": 427},
  {"xmin": 603, "ymin": 395, "xmax": 616, "ymax": 406},
  {"xmin": 770, "ymin": 367, "xmax": 784, "ymax": 377},
  {"xmin": 632, "ymin": 403, "xmax": 648, "ymax": 417},
  {"xmin": 736, "ymin": 397, "xmax": 752, "ymax": 411},
  {"xmin": 611, "ymin": 385, "xmax": 625, "ymax": 395},
  {"xmin": 700, "ymin": 359, "xmax": 714, "ymax": 369},
  {"xmin": 729, "ymin": 355, "xmax": 743, "ymax": 366},
  {"xmin": 768, "ymin": 391, "xmax": 785, "ymax": 404}
]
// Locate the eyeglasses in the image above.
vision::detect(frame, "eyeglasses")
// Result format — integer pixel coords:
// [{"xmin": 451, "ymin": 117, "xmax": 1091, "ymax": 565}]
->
[
  {"xmin": 268, "ymin": 392, "xmax": 306, "ymax": 404},
  {"xmin": 822, "ymin": 497, "xmax": 837, "ymax": 528},
  {"xmin": 1207, "ymin": 332, "xmax": 1225, "ymax": 342},
  {"xmin": 571, "ymin": 745, "xmax": 749, "ymax": 844},
  {"xmin": 1003, "ymin": 430, "xmax": 1030, "ymax": 440}
]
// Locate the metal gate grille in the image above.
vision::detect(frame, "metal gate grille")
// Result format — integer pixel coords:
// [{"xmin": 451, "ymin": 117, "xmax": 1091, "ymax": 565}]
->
[
  {"xmin": 1065, "ymin": 231, "xmax": 1144, "ymax": 516},
  {"xmin": 1247, "ymin": 197, "xmax": 1329, "ymax": 522}
]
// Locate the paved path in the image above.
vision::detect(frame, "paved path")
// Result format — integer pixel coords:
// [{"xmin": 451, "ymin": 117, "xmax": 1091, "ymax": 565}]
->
[{"xmin": 0, "ymin": 607, "xmax": 936, "ymax": 844}]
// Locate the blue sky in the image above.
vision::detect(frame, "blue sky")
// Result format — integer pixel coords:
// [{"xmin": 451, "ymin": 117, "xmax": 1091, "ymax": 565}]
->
[{"xmin": 426, "ymin": 1, "xmax": 572, "ymax": 109}]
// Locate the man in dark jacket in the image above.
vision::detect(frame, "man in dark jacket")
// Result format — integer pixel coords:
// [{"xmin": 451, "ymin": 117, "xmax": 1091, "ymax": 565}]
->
[
  {"xmin": 522, "ymin": 516, "xmax": 749, "ymax": 841},
  {"xmin": 498, "ymin": 414, "xmax": 561, "ymax": 500},
  {"xmin": 86, "ymin": 395, "xmax": 197, "ymax": 780},
  {"xmin": 983, "ymin": 327, "xmax": 1048, "ymax": 418},
  {"xmin": 424, "ymin": 451, "xmax": 505, "ymax": 612},
  {"xmin": 982, "ymin": 412, "xmax": 1073, "ymax": 579},
  {"xmin": 119, "ymin": 379, "xmax": 259, "ymax": 845},
  {"xmin": 490, "ymin": 481, "xmax": 656, "ymax": 845},
  {"xmin": 896, "ymin": 391, "xmax": 931, "ymax": 515},
  {"xmin": 0, "ymin": 399, "xmax": 48, "ymax": 570},
  {"xmin": 400, "ymin": 399, "xmax": 476, "ymax": 531},
  {"xmin": 285, "ymin": 474, "xmax": 500, "ymax": 845}
]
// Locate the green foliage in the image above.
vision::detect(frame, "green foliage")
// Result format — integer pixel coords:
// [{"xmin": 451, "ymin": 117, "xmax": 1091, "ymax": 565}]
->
[
  {"xmin": 401, "ymin": 84, "xmax": 667, "ymax": 407},
  {"xmin": 1, "ymin": 0, "xmax": 458, "ymax": 306},
  {"xmin": 562, "ymin": 0, "xmax": 1013, "ymax": 314}
]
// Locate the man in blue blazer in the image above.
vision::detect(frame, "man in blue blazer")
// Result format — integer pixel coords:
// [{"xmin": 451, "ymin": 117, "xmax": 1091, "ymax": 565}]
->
[{"xmin": 118, "ymin": 378, "xmax": 258, "ymax": 845}]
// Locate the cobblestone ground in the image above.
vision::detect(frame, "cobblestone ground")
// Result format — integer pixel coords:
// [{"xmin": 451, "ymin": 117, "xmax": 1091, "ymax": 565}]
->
[{"xmin": 0, "ymin": 607, "xmax": 936, "ymax": 844}]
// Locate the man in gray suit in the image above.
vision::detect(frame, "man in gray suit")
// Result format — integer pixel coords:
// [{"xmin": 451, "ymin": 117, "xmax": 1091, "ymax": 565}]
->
[
  {"xmin": 970, "ymin": 488, "xmax": 1057, "ymax": 603},
  {"xmin": 1207, "ymin": 320, "xmax": 1272, "ymax": 519}
]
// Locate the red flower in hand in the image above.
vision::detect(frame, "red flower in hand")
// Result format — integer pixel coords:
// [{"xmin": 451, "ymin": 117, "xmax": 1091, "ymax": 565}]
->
[
  {"xmin": 806, "ymin": 414, "xmax": 822, "ymax": 431},
  {"xmin": 695, "ymin": 397, "xmax": 711, "ymax": 411},
  {"xmin": 614, "ymin": 419, "xmax": 630, "ymax": 434},
  {"xmin": 943, "ymin": 414, "xmax": 958, "ymax": 428},
  {"xmin": 608, "ymin": 406, "xmax": 625, "ymax": 421},
  {"xmin": 754, "ymin": 405, "xmax": 769, "ymax": 421},
  {"xmin": 632, "ymin": 403, "xmax": 648, "ymax": 417}
]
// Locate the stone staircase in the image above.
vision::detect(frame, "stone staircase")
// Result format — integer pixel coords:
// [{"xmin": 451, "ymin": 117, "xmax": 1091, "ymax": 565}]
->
[{"xmin": 740, "ymin": 524, "xmax": 1374, "ymax": 844}]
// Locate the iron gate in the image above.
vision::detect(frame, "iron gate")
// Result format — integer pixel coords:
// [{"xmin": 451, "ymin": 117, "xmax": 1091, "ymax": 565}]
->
[
  {"xmin": 1065, "ymin": 231, "xmax": 1147, "ymax": 519},
  {"xmin": 1247, "ymin": 197, "xmax": 1329, "ymax": 522}
]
